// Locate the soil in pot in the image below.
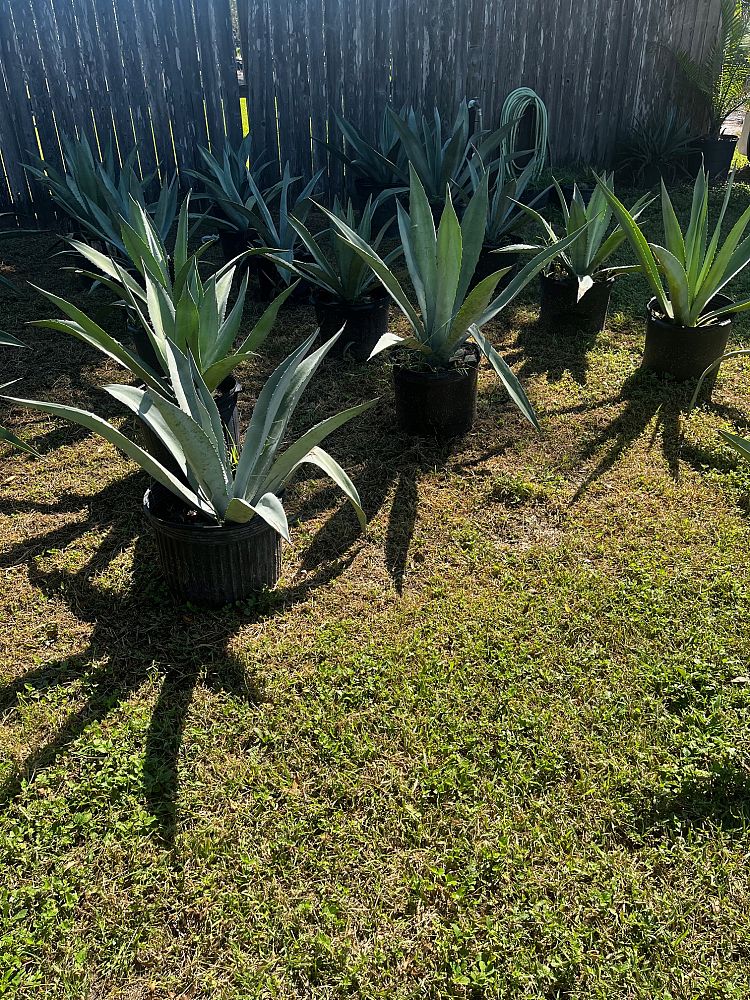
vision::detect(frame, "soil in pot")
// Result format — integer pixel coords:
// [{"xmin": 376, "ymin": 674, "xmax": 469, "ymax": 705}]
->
[
  {"xmin": 144, "ymin": 484, "xmax": 282, "ymax": 606},
  {"xmin": 539, "ymin": 272, "xmax": 614, "ymax": 335},
  {"xmin": 314, "ymin": 291, "xmax": 390, "ymax": 361},
  {"xmin": 643, "ymin": 295, "xmax": 733, "ymax": 382},
  {"xmin": 393, "ymin": 344, "xmax": 480, "ymax": 439},
  {"xmin": 470, "ymin": 246, "xmax": 518, "ymax": 291}
]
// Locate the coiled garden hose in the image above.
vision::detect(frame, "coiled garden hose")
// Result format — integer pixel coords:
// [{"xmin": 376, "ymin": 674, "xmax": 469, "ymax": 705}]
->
[{"xmin": 500, "ymin": 88, "xmax": 549, "ymax": 181}]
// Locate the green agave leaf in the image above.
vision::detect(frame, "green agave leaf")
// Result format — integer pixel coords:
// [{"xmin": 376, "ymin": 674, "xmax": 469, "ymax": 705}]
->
[
  {"xmin": 295, "ymin": 445, "xmax": 367, "ymax": 528},
  {"xmin": 0, "ymin": 423, "xmax": 40, "ymax": 456},
  {"xmin": 225, "ymin": 492, "xmax": 291, "ymax": 539},
  {"xmin": 650, "ymin": 244, "xmax": 690, "ymax": 323},
  {"xmin": 719, "ymin": 430, "xmax": 750, "ymax": 463},
  {"xmin": 262, "ymin": 399, "xmax": 376, "ymax": 496},
  {"xmin": 471, "ymin": 325, "xmax": 539, "ymax": 429},
  {"xmin": 594, "ymin": 175, "xmax": 669, "ymax": 315},
  {"xmin": 0, "ymin": 331, "xmax": 27, "ymax": 349},
  {"xmin": 1, "ymin": 390, "xmax": 211, "ymax": 515}
]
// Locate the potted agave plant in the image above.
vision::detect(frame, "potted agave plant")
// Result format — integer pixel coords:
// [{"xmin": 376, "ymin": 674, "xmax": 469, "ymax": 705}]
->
[
  {"xmin": 187, "ymin": 135, "xmax": 275, "ymax": 265},
  {"xmin": 598, "ymin": 165, "xmax": 750, "ymax": 380},
  {"xmin": 261, "ymin": 197, "xmax": 400, "ymax": 361},
  {"xmin": 675, "ymin": 0, "xmax": 750, "ymax": 182},
  {"xmin": 34, "ymin": 197, "xmax": 295, "ymax": 448},
  {"xmin": 506, "ymin": 174, "xmax": 653, "ymax": 334},
  {"xmin": 322, "ymin": 165, "xmax": 583, "ymax": 439},
  {"xmin": 235, "ymin": 163, "xmax": 322, "ymax": 300},
  {"xmin": 3, "ymin": 334, "xmax": 372, "ymax": 606}
]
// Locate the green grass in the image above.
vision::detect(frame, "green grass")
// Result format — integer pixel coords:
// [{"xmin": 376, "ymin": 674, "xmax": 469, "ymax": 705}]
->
[{"xmin": 2, "ymin": 182, "xmax": 750, "ymax": 998}]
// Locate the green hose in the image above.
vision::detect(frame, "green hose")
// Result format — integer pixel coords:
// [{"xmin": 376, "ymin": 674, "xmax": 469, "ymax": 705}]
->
[{"xmin": 499, "ymin": 88, "xmax": 549, "ymax": 182}]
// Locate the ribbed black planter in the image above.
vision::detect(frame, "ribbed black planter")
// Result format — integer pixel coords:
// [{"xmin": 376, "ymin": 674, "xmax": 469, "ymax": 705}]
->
[
  {"xmin": 314, "ymin": 291, "xmax": 390, "ymax": 361},
  {"xmin": 139, "ymin": 376, "xmax": 243, "ymax": 476},
  {"xmin": 393, "ymin": 345, "xmax": 480, "ymax": 439},
  {"xmin": 144, "ymin": 484, "xmax": 282, "ymax": 606},
  {"xmin": 696, "ymin": 136, "xmax": 737, "ymax": 184},
  {"xmin": 643, "ymin": 296, "xmax": 733, "ymax": 381},
  {"xmin": 539, "ymin": 273, "xmax": 614, "ymax": 334},
  {"xmin": 470, "ymin": 247, "xmax": 518, "ymax": 290}
]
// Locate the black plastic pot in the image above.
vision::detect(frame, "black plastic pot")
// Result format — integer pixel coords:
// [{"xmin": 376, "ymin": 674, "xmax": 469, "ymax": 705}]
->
[
  {"xmin": 643, "ymin": 295, "xmax": 733, "ymax": 381},
  {"xmin": 313, "ymin": 291, "xmax": 390, "ymax": 361},
  {"xmin": 696, "ymin": 136, "xmax": 737, "ymax": 184},
  {"xmin": 144, "ymin": 484, "xmax": 282, "ymax": 606},
  {"xmin": 539, "ymin": 273, "xmax": 614, "ymax": 334},
  {"xmin": 139, "ymin": 376, "xmax": 243, "ymax": 476},
  {"xmin": 393, "ymin": 345, "xmax": 480, "ymax": 439},
  {"xmin": 470, "ymin": 246, "xmax": 518, "ymax": 290}
]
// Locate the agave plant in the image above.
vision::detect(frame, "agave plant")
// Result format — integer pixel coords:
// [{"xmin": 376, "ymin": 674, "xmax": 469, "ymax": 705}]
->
[
  {"xmin": 456, "ymin": 158, "xmax": 545, "ymax": 248},
  {"xmin": 2, "ymin": 334, "xmax": 372, "ymax": 534},
  {"xmin": 616, "ymin": 108, "xmax": 698, "ymax": 185},
  {"xmin": 244, "ymin": 163, "xmax": 324, "ymax": 287},
  {"xmin": 186, "ymin": 135, "xmax": 276, "ymax": 236},
  {"xmin": 386, "ymin": 102, "xmax": 511, "ymax": 208},
  {"xmin": 261, "ymin": 197, "xmax": 401, "ymax": 304},
  {"xmin": 676, "ymin": 0, "xmax": 750, "ymax": 138},
  {"xmin": 26, "ymin": 133, "xmax": 178, "ymax": 261},
  {"xmin": 325, "ymin": 107, "xmax": 408, "ymax": 189},
  {"xmin": 1, "ymin": 332, "xmax": 39, "ymax": 455},
  {"xmin": 33, "ymin": 197, "xmax": 294, "ymax": 394},
  {"xmin": 597, "ymin": 165, "xmax": 750, "ymax": 326},
  {"xmin": 320, "ymin": 165, "xmax": 586, "ymax": 426},
  {"xmin": 719, "ymin": 429, "xmax": 750, "ymax": 463},
  {"xmin": 506, "ymin": 174, "xmax": 653, "ymax": 300}
]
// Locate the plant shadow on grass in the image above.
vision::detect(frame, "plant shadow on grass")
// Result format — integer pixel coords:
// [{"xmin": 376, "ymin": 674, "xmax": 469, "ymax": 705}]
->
[
  {"xmin": 568, "ymin": 368, "xmax": 703, "ymax": 500},
  {"xmin": 504, "ymin": 312, "xmax": 601, "ymax": 387},
  {"xmin": 636, "ymin": 766, "xmax": 750, "ymax": 839},
  {"xmin": 0, "ymin": 467, "xmax": 370, "ymax": 848},
  {"xmin": 294, "ymin": 395, "xmax": 451, "ymax": 593}
]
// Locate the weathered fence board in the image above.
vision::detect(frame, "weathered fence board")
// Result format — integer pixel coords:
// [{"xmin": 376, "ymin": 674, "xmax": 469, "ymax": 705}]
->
[{"xmin": 0, "ymin": 0, "xmax": 726, "ymax": 219}]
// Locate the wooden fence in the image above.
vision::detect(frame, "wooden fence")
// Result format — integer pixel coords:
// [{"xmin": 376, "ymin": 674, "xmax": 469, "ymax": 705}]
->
[
  {"xmin": 0, "ymin": 0, "xmax": 240, "ymax": 218},
  {"xmin": 241, "ymin": 0, "xmax": 724, "ymax": 194},
  {"xmin": 0, "ymin": 0, "xmax": 724, "ymax": 220}
]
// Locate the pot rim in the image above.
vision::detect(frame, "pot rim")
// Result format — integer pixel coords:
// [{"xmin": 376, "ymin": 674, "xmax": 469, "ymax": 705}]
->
[
  {"xmin": 143, "ymin": 484, "xmax": 279, "ymax": 541},
  {"xmin": 393, "ymin": 342, "xmax": 480, "ymax": 380},
  {"xmin": 541, "ymin": 270, "xmax": 616, "ymax": 288},
  {"xmin": 312, "ymin": 287, "xmax": 391, "ymax": 310},
  {"xmin": 646, "ymin": 294, "xmax": 734, "ymax": 330}
]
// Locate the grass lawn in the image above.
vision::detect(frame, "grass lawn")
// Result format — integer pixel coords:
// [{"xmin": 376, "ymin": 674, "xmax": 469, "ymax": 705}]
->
[{"xmin": 2, "ymin": 183, "xmax": 750, "ymax": 999}]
